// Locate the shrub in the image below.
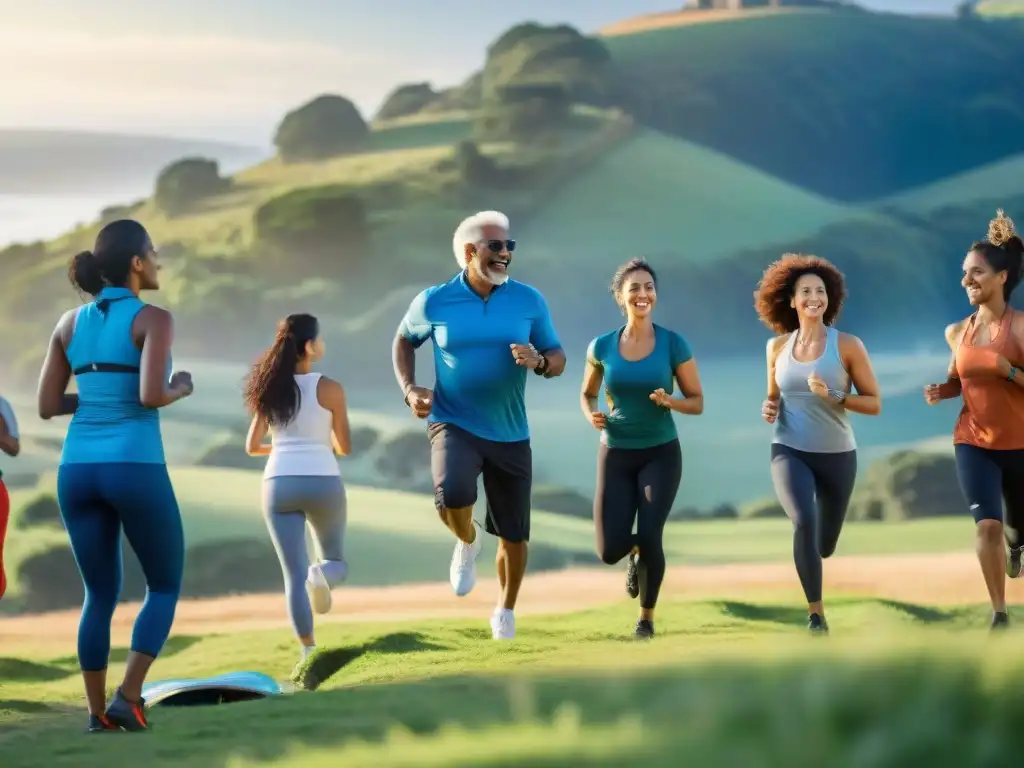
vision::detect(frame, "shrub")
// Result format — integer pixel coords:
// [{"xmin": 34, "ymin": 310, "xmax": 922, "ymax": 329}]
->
[
  {"xmin": 252, "ymin": 185, "xmax": 369, "ymax": 280},
  {"xmin": 849, "ymin": 451, "xmax": 963, "ymax": 521},
  {"xmin": 14, "ymin": 492, "xmax": 62, "ymax": 530},
  {"xmin": 193, "ymin": 431, "xmax": 263, "ymax": 470},
  {"xmin": 532, "ymin": 486, "xmax": 593, "ymax": 519},
  {"xmin": 154, "ymin": 157, "xmax": 230, "ymax": 217},
  {"xmin": 375, "ymin": 83, "xmax": 439, "ymax": 121},
  {"xmin": 274, "ymin": 95, "xmax": 369, "ymax": 163},
  {"xmin": 739, "ymin": 498, "xmax": 785, "ymax": 519}
]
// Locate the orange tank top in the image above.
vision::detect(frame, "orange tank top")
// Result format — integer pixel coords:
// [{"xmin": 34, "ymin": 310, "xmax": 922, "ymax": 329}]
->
[{"xmin": 953, "ymin": 308, "xmax": 1024, "ymax": 450}]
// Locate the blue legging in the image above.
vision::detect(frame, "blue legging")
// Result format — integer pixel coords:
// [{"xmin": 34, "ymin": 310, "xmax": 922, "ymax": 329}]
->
[{"xmin": 57, "ymin": 462, "xmax": 184, "ymax": 671}]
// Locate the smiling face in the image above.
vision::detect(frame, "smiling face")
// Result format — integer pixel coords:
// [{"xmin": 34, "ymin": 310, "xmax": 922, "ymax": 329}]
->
[
  {"xmin": 962, "ymin": 249, "xmax": 1006, "ymax": 307},
  {"xmin": 617, "ymin": 268, "xmax": 656, "ymax": 319},
  {"xmin": 790, "ymin": 272, "xmax": 828, "ymax": 321},
  {"xmin": 466, "ymin": 223, "xmax": 513, "ymax": 286}
]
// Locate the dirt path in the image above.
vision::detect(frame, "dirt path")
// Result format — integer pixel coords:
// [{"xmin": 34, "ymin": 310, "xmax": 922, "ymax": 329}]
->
[{"xmin": 4, "ymin": 551, "xmax": 1022, "ymax": 655}]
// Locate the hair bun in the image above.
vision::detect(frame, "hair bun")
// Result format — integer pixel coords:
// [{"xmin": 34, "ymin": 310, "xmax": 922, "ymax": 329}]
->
[{"xmin": 989, "ymin": 209, "xmax": 1017, "ymax": 247}]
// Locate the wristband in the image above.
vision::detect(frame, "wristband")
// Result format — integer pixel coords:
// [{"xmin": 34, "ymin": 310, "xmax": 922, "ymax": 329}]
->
[
  {"xmin": 533, "ymin": 355, "xmax": 549, "ymax": 376},
  {"xmin": 1009, "ymin": 366, "xmax": 1018, "ymax": 382},
  {"xmin": 827, "ymin": 389, "xmax": 847, "ymax": 403}
]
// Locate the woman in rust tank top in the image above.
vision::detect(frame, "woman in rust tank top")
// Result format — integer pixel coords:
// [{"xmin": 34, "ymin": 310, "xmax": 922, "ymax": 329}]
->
[{"xmin": 924, "ymin": 210, "xmax": 1024, "ymax": 630}]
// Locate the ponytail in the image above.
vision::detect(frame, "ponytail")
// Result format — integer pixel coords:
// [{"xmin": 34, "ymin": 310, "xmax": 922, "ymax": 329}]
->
[
  {"xmin": 242, "ymin": 314, "xmax": 320, "ymax": 427},
  {"xmin": 69, "ymin": 250, "xmax": 104, "ymax": 297}
]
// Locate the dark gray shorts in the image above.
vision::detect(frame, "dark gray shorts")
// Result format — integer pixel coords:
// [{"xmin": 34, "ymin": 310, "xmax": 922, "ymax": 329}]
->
[{"xmin": 427, "ymin": 422, "xmax": 532, "ymax": 543}]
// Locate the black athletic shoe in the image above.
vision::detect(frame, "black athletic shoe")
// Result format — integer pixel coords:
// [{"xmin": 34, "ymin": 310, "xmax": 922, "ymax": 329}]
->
[
  {"xmin": 87, "ymin": 714, "xmax": 118, "ymax": 733},
  {"xmin": 625, "ymin": 552, "xmax": 639, "ymax": 599},
  {"xmin": 991, "ymin": 611, "xmax": 1010, "ymax": 631},
  {"xmin": 104, "ymin": 688, "xmax": 148, "ymax": 732},
  {"xmin": 634, "ymin": 619, "xmax": 655, "ymax": 639},
  {"xmin": 1007, "ymin": 546, "xmax": 1023, "ymax": 579},
  {"xmin": 807, "ymin": 613, "xmax": 829, "ymax": 635}
]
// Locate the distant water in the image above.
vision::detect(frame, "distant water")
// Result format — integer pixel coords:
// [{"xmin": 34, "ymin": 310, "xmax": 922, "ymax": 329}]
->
[{"xmin": 0, "ymin": 190, "xmax": 144, "ymax": 247}]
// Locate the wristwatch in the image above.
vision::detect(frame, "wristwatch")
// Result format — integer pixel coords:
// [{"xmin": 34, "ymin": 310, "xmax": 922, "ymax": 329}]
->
[
  {"xmin": 1008, "ymin": 366, "xmax": 1018, "ymax": 382},
  {"xmin": 827, "ymin": 388, "xmax": 847, "ymax": 404},
  {"xmin": 533, "ymin": 354, "xmax": 549, "ymax": 376}
]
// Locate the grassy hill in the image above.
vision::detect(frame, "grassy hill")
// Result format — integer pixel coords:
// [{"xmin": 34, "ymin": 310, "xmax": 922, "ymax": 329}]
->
[
  {"xmin": 978, "ymin": 0, "xmax": 1024, "ymax": 15},
  {"xmin": 603, "ymin": 9, "xmax": 1024, "ymax": 201}
]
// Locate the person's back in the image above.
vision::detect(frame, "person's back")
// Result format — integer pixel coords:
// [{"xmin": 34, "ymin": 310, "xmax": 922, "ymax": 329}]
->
[
  {"xmin": 263, "ymin": 373, "xmax": 339, "ymax": 479},
  {"xmin": 62, "ymin": 287, "xmax": 167, "ymax": 465},
  {"xmin": 773, "ymin": 326, "xmax": 856, "ymax": 453}
]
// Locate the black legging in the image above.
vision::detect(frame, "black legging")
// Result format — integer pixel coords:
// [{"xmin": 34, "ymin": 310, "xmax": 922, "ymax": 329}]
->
[
  {"xmin": 594, "ymin": 439, "xmax": 682, "ymax": 610},
  {"xmin": 770, "ymin": 443, "xmax": 857, "ymax": 604}
]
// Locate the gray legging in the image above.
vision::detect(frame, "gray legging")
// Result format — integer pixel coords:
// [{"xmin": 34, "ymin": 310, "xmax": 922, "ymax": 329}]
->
[
  {"xmin": 262, "ymin": 474, "xmax": 348, "ymax": 638},
  {"xmin": 770, "ymin": 443, "xmax": 857, "ymax": 604}
]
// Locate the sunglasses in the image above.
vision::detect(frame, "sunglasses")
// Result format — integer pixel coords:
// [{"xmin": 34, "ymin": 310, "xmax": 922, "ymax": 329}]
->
[{"xmin": 484, "ymin": 239, "xmax": 516, "ymax": 254}]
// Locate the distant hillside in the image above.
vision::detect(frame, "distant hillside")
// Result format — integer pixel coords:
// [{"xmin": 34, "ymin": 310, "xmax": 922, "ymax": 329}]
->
[
  {"xmin": 602, "ymin": 10, "xmax": 1024, "ymax": 201},
  {"xmin": 978, "ymin": 1, "xmax": 1024, "ymax": 15},
  {"xmin": 0, "ymin": 130, "xmax": 266, "ymax": 194}
]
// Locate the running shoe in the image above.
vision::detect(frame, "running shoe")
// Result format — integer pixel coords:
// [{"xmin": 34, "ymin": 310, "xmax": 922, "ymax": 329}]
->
[
  {"xmin": 306, "ymin": 563, "xmax": 332, "ymax": 614},
  {"xmin": 491, "ymin": 608, "xmax": 516, "ymax": 640},
  {"xmin": 625, "ymin": 550, "xmax": 639, "ymax": 599},
  {"xmin": 1007, "ymin": 545, "xmax": 1023, "ymax": 579},
  {"xmin": 450, "ymin": 520, "xmax": 483, "ymax": 597},
  {"xmin": 87, "ymin": 714, "xmax": 118, "ymax": 733},
  {"xmin": 104, "ymin": 688, "xmax": 148, "ymax": 732},
  {"xmin": 634, "ymin": 619, "xmax": 655, "ymax": 639},
  {"xmin": 991, "ymin": 611, "xmax": 1010, "ymax": 631},
  {"xmin": 807, "ymin": 613, "xmax": 829, "ymax": 635}
]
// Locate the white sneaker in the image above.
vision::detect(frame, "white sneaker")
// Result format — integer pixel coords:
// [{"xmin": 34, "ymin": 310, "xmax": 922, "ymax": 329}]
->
[
  {"xmin": 450, "ymin": 520, "xmax": 483, "ymax": 597},
  {"xmin": 305, "ymin": 563, "xmax": 332, "ymax": 614},
  {"xmin": 491, "ymin": 608, "xmax": 515, "ymax": 640}
]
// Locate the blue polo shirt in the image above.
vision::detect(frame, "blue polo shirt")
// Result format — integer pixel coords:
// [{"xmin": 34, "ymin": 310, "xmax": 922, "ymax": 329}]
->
[{"xmin": 398, "ymin": 272, "xmax": 561, "ymax": 443}]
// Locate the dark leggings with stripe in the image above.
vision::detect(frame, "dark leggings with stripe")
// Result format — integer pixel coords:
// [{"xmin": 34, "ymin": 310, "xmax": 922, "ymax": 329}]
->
[
  {"xmin": 594, "ymin": 439, "xmax": 682, "ymax": 610},
  {"xmin": 57, "ymin": 462, "xmax": 184, "ymax": 671},
  {"xmin": 770, "ymin": 443, "xmax": 858, "ymax": 604},
  {"xmin": 954, "ymin": 444, "xmax": 1024, "ymax": 536}
]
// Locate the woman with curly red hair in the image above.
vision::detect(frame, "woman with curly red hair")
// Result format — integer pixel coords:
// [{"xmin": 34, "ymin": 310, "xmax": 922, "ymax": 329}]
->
[
  {"xmin": 923, "ymin": 210, "xmax": 1024, "ymax": 631},
  {"xmin": 754, "ymin": 254, "xmax": 881, "ymax": 634}
]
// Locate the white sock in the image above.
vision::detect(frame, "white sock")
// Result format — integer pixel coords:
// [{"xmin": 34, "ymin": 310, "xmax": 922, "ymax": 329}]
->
[{"xmin": 302, "ymin": 644, "xmax": 316, "ymax": 660}]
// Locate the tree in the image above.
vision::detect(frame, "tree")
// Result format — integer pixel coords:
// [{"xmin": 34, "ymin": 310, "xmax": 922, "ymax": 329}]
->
[
  {"xmin": 274, "ymin": 94, "xmax": 369, "ymax": 163},
  {"xmin": 154, "ymin": 157, "xmax": 229, "ymax": 217},
  {"xmin": 375, "ymin": 83, "xmax": 439, "ymax": 121},
  {"xmin": 252, "ymin": 185, "xmax": 369, "ymax": 279},
  {"xmin": 475, "ymin": 83, "xmax": 572, "ymax": 143}
]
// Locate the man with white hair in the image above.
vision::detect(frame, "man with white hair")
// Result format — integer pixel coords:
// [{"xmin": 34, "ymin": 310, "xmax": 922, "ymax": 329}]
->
[{"xmin": 392, "ymin": 210, "xmax": 565, "ymax": 640}]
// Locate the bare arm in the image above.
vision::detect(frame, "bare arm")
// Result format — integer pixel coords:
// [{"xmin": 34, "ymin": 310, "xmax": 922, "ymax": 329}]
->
[
  {"xmin": 660, "ymin": 359, "xmax": 704, "ymax": 415},
  {"xmin": 766, "ymin": 336, "xmax": 785, "ymax": 402},
  {"xmin": 37, "ymin": 311, "xmax": 78, "ymax": 420},
  {"xmin": 245, "ymin": 414, "xmax": 271, "ymax": 456},
  {"xmin": 839, "ymin": 334, "xmax": 882, "ymax": 416},
  {"xmin": 319, "ymin": 377, "xmax": 352, "ymax": 456},
  {"xmin": 393, "ymin": 334, "xmax": 418, "ymax": 399},
  {"xmin": 999, "ymin": 314, "xmax": 1024, "ymax": 390},
  {"xmin": 0, "ymin": 414, "xmax": 19, "ymax": 457},
  {"xmin": 138, "ymin": 307, "xmax": 190, "ymax": 409},
  {"xmin": 580, "ymin": 359, "xmax": 604, "ymax": 420},
  {"xmin": 941, "ymin": 321, "xmax": 965, "ymax": 396}
]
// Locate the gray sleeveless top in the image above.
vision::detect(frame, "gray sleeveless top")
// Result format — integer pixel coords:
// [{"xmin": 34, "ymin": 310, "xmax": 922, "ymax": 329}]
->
[{"xmin": 772, "ymin": 326, "xmax": 856, "ymax": 453}]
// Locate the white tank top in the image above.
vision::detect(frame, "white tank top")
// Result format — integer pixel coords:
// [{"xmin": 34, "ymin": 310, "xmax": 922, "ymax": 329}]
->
[{"xmin": 262, "ymin": 373, "xmax": 340, "ymax": 479}]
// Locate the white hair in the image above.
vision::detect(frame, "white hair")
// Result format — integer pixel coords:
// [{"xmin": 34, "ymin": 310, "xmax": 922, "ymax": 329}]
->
[{"xmin": 452, "ymin": 210, "xmax": 510, "ymax": 268}]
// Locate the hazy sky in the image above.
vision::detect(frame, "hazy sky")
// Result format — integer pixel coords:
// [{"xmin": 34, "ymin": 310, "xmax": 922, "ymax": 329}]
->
[{"xmin": 0, "ymin": 0, "xmax": 961, "ymax": 147}]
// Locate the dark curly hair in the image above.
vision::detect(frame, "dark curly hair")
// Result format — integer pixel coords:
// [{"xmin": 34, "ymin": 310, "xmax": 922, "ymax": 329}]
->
[
  {"xmin": 753, "ymin": 254, "xmax": 847, "ymax": 334},
  {"xmin": 242, "ymin": 313, "xmax": 320, "ymax": 426},
  {"xmin": 970, "ymin": 209, "xmax": 1024, "ymax": 301}
]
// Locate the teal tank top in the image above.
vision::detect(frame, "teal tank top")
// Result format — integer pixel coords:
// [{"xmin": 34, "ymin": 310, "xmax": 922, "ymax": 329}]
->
[
  {"xmin": 587, "ymin": 324, "xmax": 693, "ymax": 449},
  {"xmin": 60, "ymin": 287, "xmax": 169, "ymax": 465}
]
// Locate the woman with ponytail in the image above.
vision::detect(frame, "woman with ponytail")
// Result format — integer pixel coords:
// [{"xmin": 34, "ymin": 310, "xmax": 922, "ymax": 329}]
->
[
  {"xmin": 36, "ymin": 219, "xmax": 193, "ymax": 732},
  {"xmin": 242, "ymin": 314, "xmax": 351, "ymax": 674},
  {"xmin": 924, "ymin": 209, "xmax": 1024, "ymax": 630}
]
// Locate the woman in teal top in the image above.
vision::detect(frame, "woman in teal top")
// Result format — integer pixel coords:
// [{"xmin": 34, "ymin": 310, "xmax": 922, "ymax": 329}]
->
[{"xmin": 580, "ymin": 258, "xmax": 705, "ymax": 639}]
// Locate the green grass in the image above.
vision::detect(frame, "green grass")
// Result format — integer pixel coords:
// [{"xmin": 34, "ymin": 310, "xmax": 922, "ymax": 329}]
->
[
  {"xmin": 1, "ymin": 595, "xmax": 1021, "ymax": 766},
  {"xmin": 876, "ymin": 152, "xmax": 1024, "ymax": 214}
]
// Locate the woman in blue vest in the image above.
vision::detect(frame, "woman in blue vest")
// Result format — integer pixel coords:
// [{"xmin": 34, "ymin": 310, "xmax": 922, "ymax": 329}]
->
[{"xmin": 37, "ymin": 219, "xmax": 193, "ymax": 733}]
